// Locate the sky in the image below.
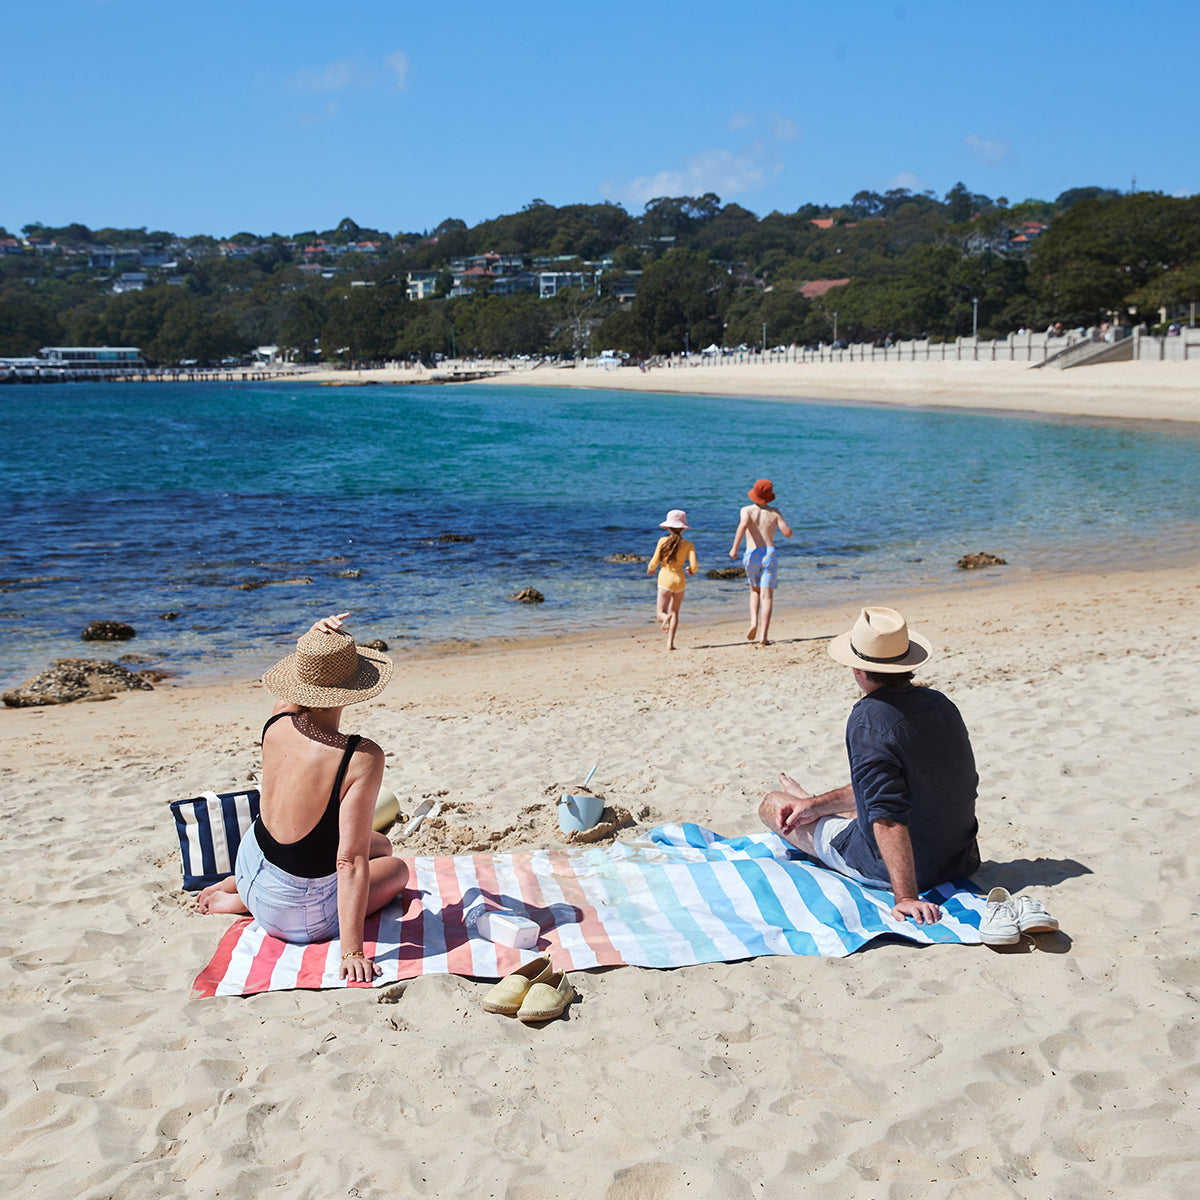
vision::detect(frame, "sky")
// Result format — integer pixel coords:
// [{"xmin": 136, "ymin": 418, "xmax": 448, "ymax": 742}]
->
[{"xmin": 6, "ymin": 0, "xmax": 1198, "ymax": 239}]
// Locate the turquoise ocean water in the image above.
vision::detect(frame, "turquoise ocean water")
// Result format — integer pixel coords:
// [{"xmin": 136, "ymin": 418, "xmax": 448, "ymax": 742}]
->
[{"xmin": 2, "ymin": 381, "xmax": 1198, "ymax": 688}]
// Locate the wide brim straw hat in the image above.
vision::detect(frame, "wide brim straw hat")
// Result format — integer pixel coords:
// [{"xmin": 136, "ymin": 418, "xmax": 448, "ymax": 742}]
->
[
  {"xmin": 827, "ymin": 606, "xmax": 933, "ymax": 672},
  {"xmin": 660, "ymin": 509, "xmax": 690, "ymax": 530},
  {"xmin": 262, "ymin": 626, "xmax": 393, "ymax": 706},
  {"xmin": 748, "ymin": 479, "xmax": 775, "ymax": 503}
]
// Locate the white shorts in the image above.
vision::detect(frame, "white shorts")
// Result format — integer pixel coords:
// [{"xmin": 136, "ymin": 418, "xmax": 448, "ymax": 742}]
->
[{"xmin": 811, "ymin": 816, "xmax": 890, "ymax": 890}]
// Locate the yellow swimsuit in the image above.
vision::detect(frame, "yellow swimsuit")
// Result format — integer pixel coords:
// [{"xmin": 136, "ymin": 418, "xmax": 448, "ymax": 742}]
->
[{"xmin": 649, "ymin": 537, "xmax": 698, "ymax": 593}]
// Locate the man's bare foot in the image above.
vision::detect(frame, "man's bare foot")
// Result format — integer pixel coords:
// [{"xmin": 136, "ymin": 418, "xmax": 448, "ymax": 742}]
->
[
  {"xmin": 778, "ymin": 772, "xmax": 813, "ymax": 799},
  {"xmin": 746, "ymin": 624, "xmax": 758, "ymax": 642}
]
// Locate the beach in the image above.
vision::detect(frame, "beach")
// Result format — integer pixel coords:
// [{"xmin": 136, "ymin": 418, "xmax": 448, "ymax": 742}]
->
[
  {"xmin": 297, "ymin": 356, "xmax": 1200, "ymax": 425},
  {"xmin": 2, "ymin": 550, "xmax": 1198, "ymax": 1196}
]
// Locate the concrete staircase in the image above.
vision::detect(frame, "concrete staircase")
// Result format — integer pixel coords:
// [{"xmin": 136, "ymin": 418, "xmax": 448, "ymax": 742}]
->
[{"xmin": 1032, "ymin": 335, "xmax": 1134, "ymax": 369}]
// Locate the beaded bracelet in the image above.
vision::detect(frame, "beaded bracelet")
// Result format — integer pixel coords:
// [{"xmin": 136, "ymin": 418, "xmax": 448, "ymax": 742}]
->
[{"xmin": 341, "ymin": 950, "xmax": 366, "ymax": 960}]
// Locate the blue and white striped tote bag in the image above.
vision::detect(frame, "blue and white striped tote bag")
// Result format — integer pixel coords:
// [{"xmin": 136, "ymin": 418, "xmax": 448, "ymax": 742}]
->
[{"xmin": 170, "ymin": 789, "xmax": 261, "ymax": 890}]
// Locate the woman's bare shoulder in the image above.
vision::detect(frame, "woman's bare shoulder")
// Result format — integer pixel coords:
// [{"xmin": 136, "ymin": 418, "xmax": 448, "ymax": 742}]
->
[{"xmin": 352, "ymin": 734, "xmax": 386, "ymax": 760}]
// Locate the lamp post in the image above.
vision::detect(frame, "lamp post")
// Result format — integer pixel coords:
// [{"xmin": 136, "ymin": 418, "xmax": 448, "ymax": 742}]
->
[
  {"xmin": 971, "ymin": 297, "xmax": 979, "ymax": 340},
  {"xmin": 762, "ymin": 321, "xmax": 767, "ymax": 355},
  {"xmin": 684, "ymin": 330, "xmax": 689, "ymax": 358},
  {"xmin": 832, "ymin": 312, "xmax": 838, "ymax": 343}
]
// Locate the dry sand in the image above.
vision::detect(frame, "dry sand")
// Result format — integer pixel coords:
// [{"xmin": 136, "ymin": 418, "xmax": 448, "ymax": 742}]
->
[
  {"xmin": 295, "ymin": 356, "xmax": 1200, "ymax": 425},
  {"xmin": 2, "ymin": 555, "xmax": 1198, "ymax": 1197}
]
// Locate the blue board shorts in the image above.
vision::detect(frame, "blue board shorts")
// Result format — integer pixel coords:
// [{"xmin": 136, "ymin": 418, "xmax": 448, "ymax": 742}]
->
[
  {"xmin": 742, "ymin": 545, "xmax": 778, "ymax": 589},
  {"xmin": 235, "ymin": 822, "xmax": 340, "ymax": 943}
]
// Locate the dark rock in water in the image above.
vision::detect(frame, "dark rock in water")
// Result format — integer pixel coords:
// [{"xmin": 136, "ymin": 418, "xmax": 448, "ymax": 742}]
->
[
  {"xmin": 605, "ymin": 553, "xmax": 648, "ymax": 564},
  {"xmin": 3, "ymin": 658, "xmax": 154, "ymax": 707},
  {"xmin": 511, "ymin": 587, "xmax": 545, "ymax": 604},
  {"xmin": 235, "ymin": 577, "xmax": 313, "ymax": 591},
  {"xmin": 330, "ymin": 568, "xmax": 363, "ymax": 578},
  {"xmin": 706, "ymin": 567, "xmax": 747, "ymax": 580},
  {"xmin": 118, "ymin": 652, "xmax": 155, "ymax": 664},
  {"xmin": 360, "ymin": 639, "xmax": 389, "ymax": 651},
  {"xmin": 82, "ymin": 620, "xmax": 136, "ymax": 641},
  {"xmin": 957, "ymin": 552, "xmax": 1007, "ymax": 570},
  {"xmin": 437, "ymin": 533, "xmax": 476, "ymax": 543},
  {"xmin": 158, "ymin": 611, "xmax": 181, "ymax": 621}
]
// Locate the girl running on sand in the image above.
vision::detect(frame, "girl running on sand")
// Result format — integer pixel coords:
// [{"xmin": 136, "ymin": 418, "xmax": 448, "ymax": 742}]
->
[{"xmin": 647, "ymin": 509, "xmax": 699, "ymax": 651}]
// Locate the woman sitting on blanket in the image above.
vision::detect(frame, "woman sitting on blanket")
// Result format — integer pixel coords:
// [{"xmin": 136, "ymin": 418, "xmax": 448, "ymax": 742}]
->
[{"xmin": 196, "ymin": 612, "xmax": 407, "ymax": 982}]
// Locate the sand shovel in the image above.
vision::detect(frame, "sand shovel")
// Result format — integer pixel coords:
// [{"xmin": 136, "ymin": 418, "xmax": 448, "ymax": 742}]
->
[{"xmin": 403, "ymin": 797, "xmax": 442, "ymax": 837}]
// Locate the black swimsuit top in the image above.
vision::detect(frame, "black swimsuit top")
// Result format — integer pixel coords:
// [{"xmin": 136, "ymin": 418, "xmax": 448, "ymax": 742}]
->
[{"xmin": 254, "ymin": 712, "xmax": 361, "ymax": 879}]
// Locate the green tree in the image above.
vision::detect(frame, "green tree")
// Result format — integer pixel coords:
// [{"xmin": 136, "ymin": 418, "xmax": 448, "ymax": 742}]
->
[
  {"xmin": 723, "ymin": 286, "xmax": 820, "ymax": 347},
  {"xmin": 1054, "ymin": 186, "xmax": 1121, "ymax": 211},
  {"xmin": 945, "ymin": 182, "xmax": 972, "ymax": 224},
  {"xmin": 278, "ymin": 292, "xmax": 329, "ymax": 361},
  {"xmin": 623, "ymin": 249, "xmax": 730, "ymax": 354},
  {"xmin": 321, "ymin": 284, "xmax": 409, "ymax": 362},
  {"xmin": 0, "ymin": 299, "xmax": 63, "ymax": 355},
  {"xmin": 1032, "ymin": 193, "xmax": 1200, "ymax": 325}
]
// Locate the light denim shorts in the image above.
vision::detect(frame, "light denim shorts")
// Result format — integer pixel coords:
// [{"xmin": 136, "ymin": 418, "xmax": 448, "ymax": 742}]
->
[
  {"xmin": 235, "ymin": 822, "xmax": 340, "ymax": 943},
  {"xmin": 811, "ymin": 815, "xmax": 890, "ymax": 890}
]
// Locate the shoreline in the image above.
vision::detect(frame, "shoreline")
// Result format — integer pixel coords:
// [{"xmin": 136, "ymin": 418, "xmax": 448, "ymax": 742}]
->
[
  {"xmin": 4, "ymin": 559, "xmax": 1195, "ymax": 705},
  {"xmin": 7, "ymin": 553, "xmax": 1198, "ymax": 698},
  {"xmin": 283, "ymin": 357, "xmax": 1200, "ymax": 425}
]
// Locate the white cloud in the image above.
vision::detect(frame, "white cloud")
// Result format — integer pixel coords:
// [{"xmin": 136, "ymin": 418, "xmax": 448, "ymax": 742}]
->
[
  {"xmin": 297, "ymin": 101, "xmax": 341, "ymax": 128},
  {"xmin": 294, "ymin": 59, "xmax": 362, "ymax": 93},
  {"xmin": 291, "ymin": 51, "xmax": 409, "ymax": 96},
  {"xmin": 965, "ymin": 134, "xmax": 1009, "ymax": 164},
  {"xmin": 728, "ymin": 112, "xmax": 755, "ymax": 131},
  {"xmin": 772, "ymin": 113, "xmax": 800, "ymax": 142},
  {"xmin": 886, "ymin": 171, "xmax": 922, "ymax": 191},
  {"xmin": 386, "ymin": 50, "xmax": 409, "ymax": 92},
  {"xmin": 602, "ymin": 144, "xmax": 782, "ymax": 209}
]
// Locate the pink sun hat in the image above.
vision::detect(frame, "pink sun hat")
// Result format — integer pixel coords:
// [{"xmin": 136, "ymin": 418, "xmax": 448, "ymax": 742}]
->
[{"xmin": 659, "ymin": 510, "xmax": 690, "ymax": 530}]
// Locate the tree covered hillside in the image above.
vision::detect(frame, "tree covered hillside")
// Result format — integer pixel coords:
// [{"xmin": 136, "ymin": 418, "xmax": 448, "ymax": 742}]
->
[{"xmin": 1, "ymin": 184, "xmax": 1196, "ymax": 364}]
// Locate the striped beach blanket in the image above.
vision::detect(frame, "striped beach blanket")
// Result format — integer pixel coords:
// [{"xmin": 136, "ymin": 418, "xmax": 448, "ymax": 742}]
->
[{"xmin": 193, "ymin": 824, "xmax": 986, "ymax": 997}]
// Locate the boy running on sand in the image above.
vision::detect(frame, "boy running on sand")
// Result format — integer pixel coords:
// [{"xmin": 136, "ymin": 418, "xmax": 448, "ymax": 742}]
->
[{"xmin": 729, "ymin": 479, "xmax": 792, "ymax": 647}]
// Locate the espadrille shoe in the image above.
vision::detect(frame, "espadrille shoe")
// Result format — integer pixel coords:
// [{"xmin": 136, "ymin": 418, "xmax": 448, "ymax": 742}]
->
[
  {"xmin": 480, "ymin": 955, "xmax": 553, "ymax": 1015},
  {"xmin": 517, "ymin": 971, "xmax": 575, "ymax": 1023}
]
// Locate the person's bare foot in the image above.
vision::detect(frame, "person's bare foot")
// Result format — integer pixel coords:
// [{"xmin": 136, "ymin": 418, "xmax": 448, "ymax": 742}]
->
[
  {"xmin": 746, "ymin": 624, "xmax": 758, "ymax": 642},
  {"xmin": 758, "ymin": 639, "xmax": 772, "ymax": 648},
  {"xmin": 196, "ymin": 880, "xmax": 249, "ymax": 916},
  {"xmin": 778, "ymin": 772, "xmax": 813, "ymax": 799}
]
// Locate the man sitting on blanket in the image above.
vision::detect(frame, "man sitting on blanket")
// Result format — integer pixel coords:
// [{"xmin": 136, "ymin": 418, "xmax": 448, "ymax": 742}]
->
[{"xmin": 759, "ymin": 606, "xmax": 980, "ymax": 925}]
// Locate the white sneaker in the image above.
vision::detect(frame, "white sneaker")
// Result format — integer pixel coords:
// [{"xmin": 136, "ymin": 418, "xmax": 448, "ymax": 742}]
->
[
  {"xmin": 979, "ymin": 887, "xmax": 1021, "ymax": 945},
  {"xmin": 1015, "ymin": 895, "xmax": 1059, "ymax": 935}
]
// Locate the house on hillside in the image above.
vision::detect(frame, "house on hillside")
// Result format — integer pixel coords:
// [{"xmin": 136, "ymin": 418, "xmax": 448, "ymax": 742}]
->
[
  {"xmin": 1009, "ymin": 222, "xmax": 1047, "ymax": 250},
  {"xmin": 406, "ymin": 270, "xmax": 440, "ymax": 301},
  {"xmin": 538, "ymin": 270, "xmax": 591, "ymax": 298},
  {"xmin": 450, "ymin": 265, "xmax": 493, "ymax": 297},
  {"xmin": 490, "ymin": 272, "xmax": 538, "ymax": 296}
]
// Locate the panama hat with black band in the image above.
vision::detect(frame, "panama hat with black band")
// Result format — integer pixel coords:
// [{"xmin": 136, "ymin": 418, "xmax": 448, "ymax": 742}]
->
[{"xmin": 827, "ymin": 606, "xmax": 932, "ymax": 673}]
